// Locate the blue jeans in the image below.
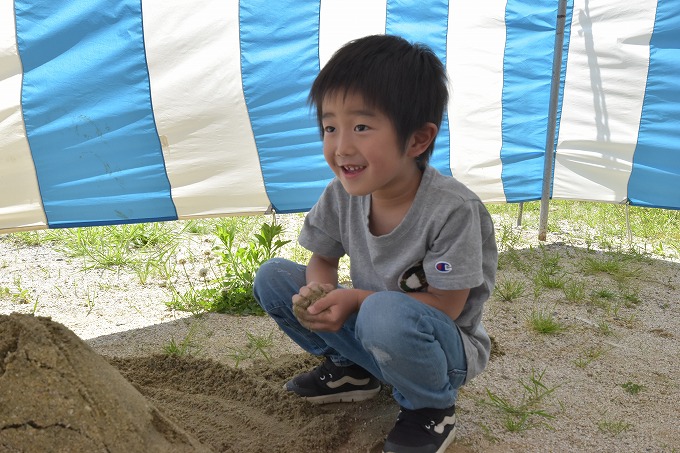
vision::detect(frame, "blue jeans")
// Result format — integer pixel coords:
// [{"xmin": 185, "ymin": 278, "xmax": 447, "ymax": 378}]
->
[{"xmin": 253, "ymin": 258, "xmax": 467, "ymax": 410}]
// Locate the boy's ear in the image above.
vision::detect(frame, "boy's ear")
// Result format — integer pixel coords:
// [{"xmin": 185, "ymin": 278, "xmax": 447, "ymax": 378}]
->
[{"xmin": 407, "ymin": 122, "xmax": 439, "ymax": 158}]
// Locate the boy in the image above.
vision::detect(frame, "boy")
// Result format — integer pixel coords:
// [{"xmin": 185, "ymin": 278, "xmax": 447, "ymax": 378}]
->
[{"xmin": 253, "ymin": 34, "xmax": 497, "ymax": 453}]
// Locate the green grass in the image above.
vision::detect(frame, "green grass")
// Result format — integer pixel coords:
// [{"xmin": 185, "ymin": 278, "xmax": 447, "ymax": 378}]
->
[
  {"xmin": 596, "ymin": 319, "xmax": 614, "ymax": 336},
  {"xmin": 573, "ymin": 346, "xmax": 609, "ymax": 368},
  {"xmin": 533, "ymin": 268, "xmax": 565, "ymax": 290},
  {"xmin": 581, "ymin": 256, "xmax": 623, "ymax": 275},
  {"xmin": 591, "ymin": 288, "xmax": 617, "ymax": 300},
  {"xmin": 527, "ymin": 308, "xmax": 566, "ymax": 334},
  {"xmin": 484, "ymin": 368, "xmax": 561, "ymax": 432},
  {"xmin": 597, "ymin": 418, "xmax": 633, "ymax": 436},
  {"xmin": 494, "ymin": 279, "xmax": 526, "ymax": 302},
  {"xmin": 162, "ymin": 318, "xmax": 205, "ymax": 357},
  {"xmin": 563, "ymin": 280, "xmax": 586, "ymax": 303},
  {"xmin": 486, "ymin": 200, "xmax": 680, "ymax": 256},
  {"xmin": 226, "ymin": 331, "xmax": 275, "ymax": 367}
]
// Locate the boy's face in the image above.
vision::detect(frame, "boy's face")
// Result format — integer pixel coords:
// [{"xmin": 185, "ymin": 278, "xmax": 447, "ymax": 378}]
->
[{"xmin": 321, "ymin": 91, "xmax": 423, "ymax": 199}]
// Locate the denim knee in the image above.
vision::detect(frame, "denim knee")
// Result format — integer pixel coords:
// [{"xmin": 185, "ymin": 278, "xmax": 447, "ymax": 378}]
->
[
  {"xmin": 356, "ymin": 291, "xmax": 464, "ymax": 359},
  {"xmin": 356, "ymin": 292, "xmax": 413, "ymax": 347},
  {"xmin": 253, "ymin": 258, "xmax": 305, "ymax": 312}
]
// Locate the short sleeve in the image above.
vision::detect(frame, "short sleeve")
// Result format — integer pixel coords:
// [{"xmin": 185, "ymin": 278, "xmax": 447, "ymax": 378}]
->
[
  {"xmin": 297, "ymin": 182, "xmax": 347, "ymax": 258},
  {"xmin": 422, "ymin": 200, "xmax": 487, "ymax": 291}
]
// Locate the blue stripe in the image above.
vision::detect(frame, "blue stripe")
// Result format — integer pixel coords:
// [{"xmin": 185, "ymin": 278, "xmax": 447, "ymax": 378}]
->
[
  {"xmin": 386, "ymin": 0, "xmax": 451, "ymax": 176},
  {"xmin": 628, "ymin": 2, "xmax": 680, "ymax": 210},
  {"xmin": 500, "ymin": 1, "xmax": 560, "ymax": 202},
  {"xmin": 15, "ymin": 0, "xmax": 177, "ymax": 228},
  {"xmin": 240, "ymin": 0, "xmax": 331, "ymax": 214}
]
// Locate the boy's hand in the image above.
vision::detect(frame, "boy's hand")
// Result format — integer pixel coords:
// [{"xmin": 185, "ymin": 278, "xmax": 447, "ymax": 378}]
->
[
  {"xmin": 292, "ymin": 284, "xmax": 357, "ymax": 332},
  {"xmin": 292, "ymin": 282, "xmax": 334, "ymax": 329}
]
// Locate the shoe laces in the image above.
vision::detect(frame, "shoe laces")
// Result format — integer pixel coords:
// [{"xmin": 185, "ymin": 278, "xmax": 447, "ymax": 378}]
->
[{"xmin": 314, "ymin": 359, "xmax": 338, "ymax": 381}]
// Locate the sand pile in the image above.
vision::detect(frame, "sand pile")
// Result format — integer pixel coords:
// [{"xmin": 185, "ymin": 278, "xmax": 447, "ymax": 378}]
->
[
  {"xmin": 0, "ymin": 313, "xmax": 208, "ymax": 452},
  {"xmin": 0, "ymin": 313, "xmax": 400, "ymax": 453}
]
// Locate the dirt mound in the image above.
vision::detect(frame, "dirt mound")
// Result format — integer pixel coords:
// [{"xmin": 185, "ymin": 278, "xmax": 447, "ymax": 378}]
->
[
  {"xmin": 109, "ymin": 354, "xmax": 399, "ymax": 452},
  {"xmin": 0, "ymin": 313, "xmax": 208, "ymax": 453},
  {"xmin": 0, "ymin": 313, "xmax": 402, "ymax": 453}
]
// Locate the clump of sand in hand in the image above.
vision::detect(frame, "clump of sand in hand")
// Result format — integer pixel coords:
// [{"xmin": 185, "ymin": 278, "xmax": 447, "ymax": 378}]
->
[{"xmin": 293, "ymin": 285, "xmax": 332, "ymax": 329}]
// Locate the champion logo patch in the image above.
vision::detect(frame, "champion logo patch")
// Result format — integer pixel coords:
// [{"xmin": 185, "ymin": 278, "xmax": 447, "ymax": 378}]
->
[{"xmin": 435, "ymin": 261, "xmax": 452, "ymax": 273}]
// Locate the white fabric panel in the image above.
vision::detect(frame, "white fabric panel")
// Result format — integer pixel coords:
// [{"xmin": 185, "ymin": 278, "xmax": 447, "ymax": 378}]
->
[
  {"xmin": 142, "ymin": 0, "xmax": 270, "ymax": 218},
  {"xmin": 319, "ymin": 0, "xmax": 387, "ymax": 68},
  {"xmin": 0, "ymin": 5, "xmax": 47, "ymax": 232},
  {"xmin": 447, "ymin": 0, "xmax": 507, "ymax": 202},
  {"xmin": 553, "ymin": 0, "xmax": 657, "ymax": 202}
]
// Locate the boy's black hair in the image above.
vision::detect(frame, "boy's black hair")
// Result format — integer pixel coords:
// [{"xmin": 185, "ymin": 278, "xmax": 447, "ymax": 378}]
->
[{"xmin": 309, "ymin": 34, "xmax": 448, "ymax": 168}]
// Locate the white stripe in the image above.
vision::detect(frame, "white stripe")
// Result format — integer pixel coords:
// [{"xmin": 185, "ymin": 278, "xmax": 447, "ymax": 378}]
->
[
  {"xmin": 319, "ymin": 0, "xmax": 387, "ymax": 68},
  {"xmin": 142, "ymin": 0, "xmax": 270, "ymax": 218},
  {"xmin": 447, "ymin": 1, "xmax": 507, "ymax": 202},
  {"xmin": 553, "ymin": 0, "xmax": 657, "ymax": 202},
  {"xmin": 0, "ymin": 5, "xmax": 47, "ymax": 232},
  {"xmin": 325, "ymin": 375, "xmax": 370, "ymax": 389},
  {"xmin": 434, "ymin": 413, "xmax": 456, "ymax": 434}
]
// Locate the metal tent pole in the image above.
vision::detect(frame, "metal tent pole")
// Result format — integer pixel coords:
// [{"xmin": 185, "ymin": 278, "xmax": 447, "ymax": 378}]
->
[
  {"xmin": 538, "ymin": 0, "xmax": 569, "ymax": 241},
  {"xmin": 516, "ymin": 202, "xmax": 524, "ymax": 227}
]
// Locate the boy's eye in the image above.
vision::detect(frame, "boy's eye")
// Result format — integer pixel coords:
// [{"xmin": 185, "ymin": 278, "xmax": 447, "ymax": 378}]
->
[
  {"xmin": 354, "ymin": 124, "xmax": 368, "ymax": 132},
  {"xmin": 323, "ymin": 126, "xmax": 335, "ymax": 133}
]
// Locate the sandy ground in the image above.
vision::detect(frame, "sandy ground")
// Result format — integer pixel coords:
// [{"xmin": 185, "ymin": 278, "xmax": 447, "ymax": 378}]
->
[{"xmin": 1, "ymin": 230, "xmax": 679, "ymax": 452}]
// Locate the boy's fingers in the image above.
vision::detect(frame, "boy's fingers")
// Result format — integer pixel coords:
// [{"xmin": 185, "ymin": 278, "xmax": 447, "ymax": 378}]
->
[
  {"xmin": 298, "ymin": 286, "xmax": 313, "ymax": 298},
  {"xmin": 319, "ymin": 283, "xmax": 336, "ymax": 293}
]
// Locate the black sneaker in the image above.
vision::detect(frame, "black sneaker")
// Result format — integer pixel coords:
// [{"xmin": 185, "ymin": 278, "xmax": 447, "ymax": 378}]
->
[
  {"xmin": 382, "ymin": 405, "xmax": 456, "ymax": 453},
  {"xmin": 284, "ymin": 358, "xmax": 381, "ymax": 404}
]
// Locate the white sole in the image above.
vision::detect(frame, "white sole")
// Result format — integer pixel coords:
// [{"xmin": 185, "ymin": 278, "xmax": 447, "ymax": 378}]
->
[
  {"xmin": 302, "ymin": 387, "xmax": 381, "ymax": 404},
  {"xmin": 283, "ymin": 383, "xmax": 381, "ymax": 404}
]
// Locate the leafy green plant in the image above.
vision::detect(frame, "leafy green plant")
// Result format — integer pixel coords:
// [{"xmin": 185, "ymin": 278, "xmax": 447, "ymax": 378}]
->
[
  {"xmin": 168, "ymin": 220, "xmax": 291, "ymax": 315},
  {"xmin": 210, "ymin": 221, "xmax": 290, "ymax": 314},
  {"xmin": 0, "ymin": 278, "xmax": 32, "ymax": 305},
  {"xmin": 619, "ymin": 381, "xmax": 644, "ymax": 395}
]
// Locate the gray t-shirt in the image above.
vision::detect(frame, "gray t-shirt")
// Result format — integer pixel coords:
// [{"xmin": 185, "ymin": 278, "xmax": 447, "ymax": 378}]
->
[{"xmin": 298, "ymin": 165, "xmax": 497, "ymax": 382}]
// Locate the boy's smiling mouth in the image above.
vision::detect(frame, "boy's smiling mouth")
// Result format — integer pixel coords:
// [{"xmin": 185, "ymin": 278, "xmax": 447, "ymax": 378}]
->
[{"xmin": 342, "ymin": 165, "xmax": 365, "ymax": 174}]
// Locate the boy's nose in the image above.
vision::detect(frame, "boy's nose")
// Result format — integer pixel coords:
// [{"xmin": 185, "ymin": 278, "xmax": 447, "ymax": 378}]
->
[{"xmin": 335, "ymin": 133, "xmax": 354, "ymax": 157}]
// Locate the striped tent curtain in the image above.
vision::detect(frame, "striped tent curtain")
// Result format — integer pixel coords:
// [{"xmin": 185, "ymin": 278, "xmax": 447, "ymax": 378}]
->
[{"xmin": 1, "ymin": 0, "xmax": 678, "ymax": 234}]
